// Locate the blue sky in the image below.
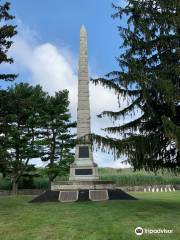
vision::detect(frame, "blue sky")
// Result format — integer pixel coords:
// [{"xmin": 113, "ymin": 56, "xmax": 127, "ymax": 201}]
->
[
  {"xmin": 1, "ymin": 0, "xmax": 132, "ymax": 168},
  {"xmin": 9, "ymin": 0, "xmax": 122, "ymax": 75}
]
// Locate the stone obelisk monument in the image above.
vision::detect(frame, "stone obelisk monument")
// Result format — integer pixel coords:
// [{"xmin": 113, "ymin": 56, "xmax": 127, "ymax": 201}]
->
[
  {"xmin": 49, "ymin": 26, "xmax": 129, "ymax": 201},
  {"xmin": 69, "ymin": 26, "xmax": 99, "ymax": 181}
]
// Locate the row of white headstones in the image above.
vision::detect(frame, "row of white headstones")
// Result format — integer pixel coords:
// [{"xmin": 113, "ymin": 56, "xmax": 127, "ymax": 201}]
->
[{"xmin": 144, "ymin": 187, "xmax": 176, "ymax": 192}]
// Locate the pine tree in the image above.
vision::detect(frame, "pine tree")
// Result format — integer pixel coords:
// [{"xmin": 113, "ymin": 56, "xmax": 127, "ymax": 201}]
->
[
  {"xmin": 0, "ymin": 1, "xmax": 17, "ymax": 82},
  {"xmin": 0, "ymin": 1, "xmax": 17, "ymax": 177},
  {"xmin": 0, "ymin": 89, "xmax": 9, "ymax": 178},
  {"xmin": 0, "ymin": 83, "xmax": 47, "ymax": 194},
  {"xmin": 41, "ymin": 90, "xmax": 76, "ymax": 189},
  {"xmin": 91, "ymin": 0, "xmax": 180, "ymax": 171}
]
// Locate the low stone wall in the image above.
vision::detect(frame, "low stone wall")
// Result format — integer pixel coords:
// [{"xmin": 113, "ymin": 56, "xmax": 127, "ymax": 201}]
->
[
  {"xmin": 0, "ymin": 189, "xmax": 44, "ymax": 196},
  {"xmin": 175, "ymin": 184, "xmax": 180, "ymax": 190},
  {"xmin": 0, "ymin": 190, "xmax": 11, "ymax": 196},
  {"xmin": 119, "ymin": 184, "xmax": 180, "ymax": 192}
]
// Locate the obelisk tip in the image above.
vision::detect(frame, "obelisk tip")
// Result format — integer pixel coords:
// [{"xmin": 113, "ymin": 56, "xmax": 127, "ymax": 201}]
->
[{"xmin": 80, "ymin": 25, "xmax": 86, "ymax": 33}]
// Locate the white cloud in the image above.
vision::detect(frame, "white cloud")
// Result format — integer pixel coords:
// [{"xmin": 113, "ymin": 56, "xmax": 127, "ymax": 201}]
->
[{"xmin": 10, "ymin": 21, "xmax": 130, "ymax": 168}]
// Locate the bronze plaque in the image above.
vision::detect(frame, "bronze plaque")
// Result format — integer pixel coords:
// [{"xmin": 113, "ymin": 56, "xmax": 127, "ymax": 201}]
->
[
  {"xmin": 89, "ymin": 190, "xmax": 109, "ymax": 201},
  {"xmin": 79, "ymin": 146, "xmax": 89, "ymax": 158},
  {"xmin": 59, "ymin": 191, "xmax": 78, "ymax": 202},
  {"xmin": 75, "ymin": 169, "xmax": 92, "ymax": 175}
]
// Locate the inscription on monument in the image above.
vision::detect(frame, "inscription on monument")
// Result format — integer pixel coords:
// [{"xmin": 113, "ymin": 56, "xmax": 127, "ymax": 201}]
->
[
  {"xmin": 75, "ymin": 169, "xmax": 92, "ymax": 175},
  {"xmin": 79, "ymin": 146, "xmax": 89, "ymax": 158}
]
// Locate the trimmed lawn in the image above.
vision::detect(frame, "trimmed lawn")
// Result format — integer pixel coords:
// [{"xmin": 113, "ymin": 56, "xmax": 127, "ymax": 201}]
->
[{"xmin": 0, "ymin": 192, "xmax": 180, "ymax": 240}]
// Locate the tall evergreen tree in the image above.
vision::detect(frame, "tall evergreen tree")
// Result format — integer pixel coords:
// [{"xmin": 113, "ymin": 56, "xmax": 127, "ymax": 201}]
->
[
  {"xmin": 91, "ymin": 0, "xmax": 180, "ymax": 171},
  {"xmin": 0, "ymin": 83, "xmax": 47, "ymax": 194},
  {"xmin": 0, "ymin": 89, "xmax": 9, "ymax": 178},
  {"xmin": 0, "ymin": 1, "xmax": 17, "ymax": 177},
  {"xmin": 0, "ymin": 1, "xmax": 17, "ymax": 82},
  {"xmin": 41, "ymin": 90, "xmax": 76, "ymax": 189}
]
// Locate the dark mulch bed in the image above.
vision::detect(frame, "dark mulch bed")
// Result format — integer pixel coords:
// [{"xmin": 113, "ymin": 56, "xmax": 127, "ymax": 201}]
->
[
  {"xmin": 30, "ymin": 191, "xmax": 59, "ymax": 202},
  {"xmin": 108, "ymin": 189, "xmax": 137, "ymax": 200},
  {"xmin": 30, "ymin": 189, "xmax": 137, "ymax": 203}
]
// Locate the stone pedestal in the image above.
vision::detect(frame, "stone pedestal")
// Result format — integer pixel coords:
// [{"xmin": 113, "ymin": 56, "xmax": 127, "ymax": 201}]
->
[{"xmin": 69, "ymin": 144, "xmax": 99, "ymax": 181}]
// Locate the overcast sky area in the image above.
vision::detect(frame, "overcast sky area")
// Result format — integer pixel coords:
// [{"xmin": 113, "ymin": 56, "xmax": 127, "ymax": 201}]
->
[{"xmin": 1, "ymin": 0, "xmax": 132, "ymax": 168}]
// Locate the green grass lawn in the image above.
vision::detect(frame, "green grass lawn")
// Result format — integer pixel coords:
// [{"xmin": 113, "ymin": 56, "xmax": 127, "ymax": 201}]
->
[{"xmin": 0, "ymin": 192, "xmax": 180, "ymax": 240}]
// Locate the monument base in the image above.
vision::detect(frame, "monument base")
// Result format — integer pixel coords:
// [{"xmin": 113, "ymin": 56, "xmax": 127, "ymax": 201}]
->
[
  {"xmin": 30, "ymin": 188, "xmax": 137, "ymax": 202},
  {"xmin": 51, "ymin": 180, "xmax": 116, "ymax": 202},
  {"xmin": 51, "ymin": 180, "xmax": 115, "ymax": 191}
]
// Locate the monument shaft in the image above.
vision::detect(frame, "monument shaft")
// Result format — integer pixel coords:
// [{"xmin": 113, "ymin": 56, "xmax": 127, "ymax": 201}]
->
[
  {"xmin": 69, "ymin": 26, "xmax": 99, "ymax": 181},
  {"xmin": 77, "ymin": 26, "xmax": 90, "ymax": 138}
]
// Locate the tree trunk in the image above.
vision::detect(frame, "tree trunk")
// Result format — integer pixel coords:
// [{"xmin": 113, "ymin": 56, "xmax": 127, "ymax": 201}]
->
[
  {"xmin": 2, "ymin": 171, "xmax": 6, "ymax": 179},
  {"xmin": 12, "ymin": 179, "xmax": 18, "ymax": 195},
  {"xmin": 48, "ymin": 178, "xmax": 52, "ymax": 191}
]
